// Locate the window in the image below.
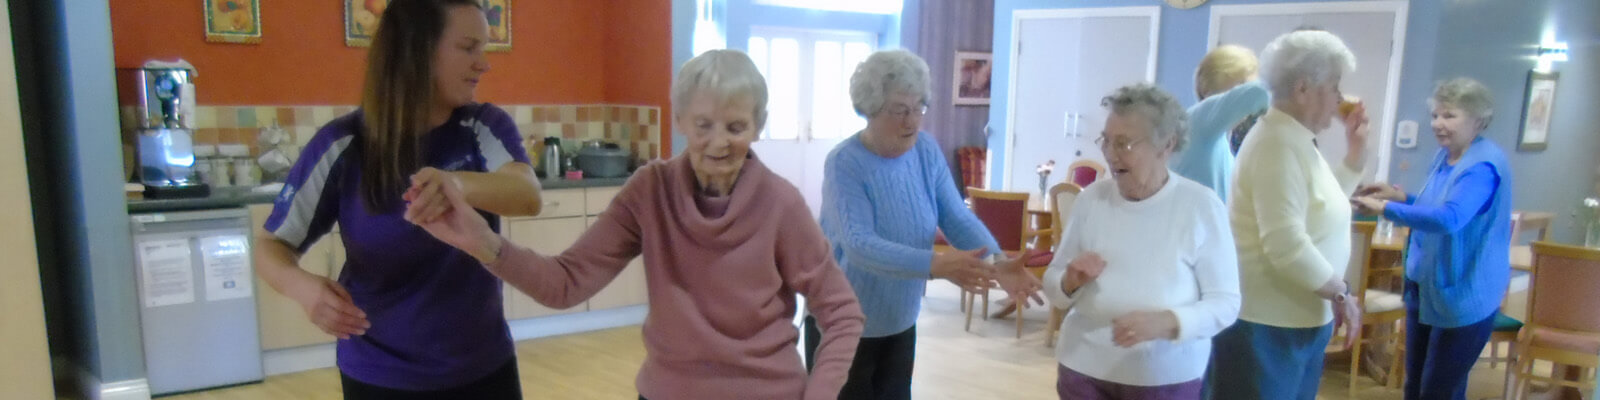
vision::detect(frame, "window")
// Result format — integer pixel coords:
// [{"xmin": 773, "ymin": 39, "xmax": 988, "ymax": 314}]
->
[
  {"xmin": 747, "ymin": 28, "xmax": 875, "ymax": 141},
  {"xmin": 754, "ymin": 0, "xmax": 902, "ymax": 15}
]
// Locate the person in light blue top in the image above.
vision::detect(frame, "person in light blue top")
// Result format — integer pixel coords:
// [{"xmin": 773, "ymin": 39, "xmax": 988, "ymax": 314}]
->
[
  {"xmin": 801, "ymin": 49, "xmax": 1042, "ymax": 400},
  {"xmin": 1352, "ymin": 77, "xmax": 1512, "ymax": 400},
  {"xmin": 1170, "ymin": 45, "xmax": 1271, "ymax": 201}
]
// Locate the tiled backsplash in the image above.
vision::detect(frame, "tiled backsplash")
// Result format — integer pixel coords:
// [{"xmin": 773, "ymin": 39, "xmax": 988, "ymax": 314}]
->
[{"xmin": 120, "ymin": 103, "xmax": 663, "ymax": 167}]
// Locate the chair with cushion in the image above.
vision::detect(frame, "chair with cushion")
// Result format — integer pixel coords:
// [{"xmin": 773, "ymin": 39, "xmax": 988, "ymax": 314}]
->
[
  {"xmin": 955, "ymin": 147, "xmax": 986, "ymax": 198},
  {"xmin": 1342, "ymin": 221, "xmax": 1407, "ymax": 394},
  {"xmin": 963, "ymin": 188, "xmax": 1051, "ymax": 337},
  {"xmin": 1040, "ymin": 183, "xmax": 1081, "ymax": 347},
  {"xmin": 1509, "ymin": 242, "xmax": 1600, "ymax": 399},
  {"xmin": 1065, "ymin": 159, "xmax": 1106, "ymax": 188}
]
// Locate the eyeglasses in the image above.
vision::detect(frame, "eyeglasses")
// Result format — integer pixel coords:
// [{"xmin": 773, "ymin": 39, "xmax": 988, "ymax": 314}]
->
[
  {"xmin": 1095, "ymin": 135, "xmax": 1146, "ymax": 153},
  {"xmin": 885, "ymin": 104, "xmax": 930, "ymax": 120}
]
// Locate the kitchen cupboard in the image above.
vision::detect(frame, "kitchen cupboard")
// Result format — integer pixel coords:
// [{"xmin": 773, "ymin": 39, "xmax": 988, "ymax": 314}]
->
[{"xmin": 249, "ymin": 204, "xmax": 340, "ymax": 351}]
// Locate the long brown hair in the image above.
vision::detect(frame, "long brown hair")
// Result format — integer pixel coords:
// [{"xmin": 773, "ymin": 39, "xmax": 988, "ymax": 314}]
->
[{"xmin": 357, "ymin": 0, "xmax": 481, "ymax": 211}]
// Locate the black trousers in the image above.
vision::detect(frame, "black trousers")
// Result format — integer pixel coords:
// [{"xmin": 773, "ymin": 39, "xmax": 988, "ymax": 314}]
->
[
  {"xmin": 341, "ymin": 359, "xmax": 522, "ymax": 400},
  {"xmin": 805, "ymin": 316, "xmax": 917, "ymax": 400}
]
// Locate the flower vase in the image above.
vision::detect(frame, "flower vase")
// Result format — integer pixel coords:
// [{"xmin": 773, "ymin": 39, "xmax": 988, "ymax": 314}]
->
[{"xmin": 1586, "ymin": 221, "xmax": 1600, "ymax": 249}]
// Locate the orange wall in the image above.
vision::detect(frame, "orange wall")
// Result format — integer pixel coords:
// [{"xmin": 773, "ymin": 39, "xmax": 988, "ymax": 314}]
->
[
  {"xmin": 110, "ymin": 0, "xmax": 608, "ymax": 105},
  {"xmin": 604, "ymin": 1, "xmax": 674, "ymax": 143}
]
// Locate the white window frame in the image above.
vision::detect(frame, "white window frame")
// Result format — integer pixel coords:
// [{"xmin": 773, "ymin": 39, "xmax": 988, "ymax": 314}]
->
[{"xmin": 748, "ymin": 26, "xmax": 878, "ymax": 142}]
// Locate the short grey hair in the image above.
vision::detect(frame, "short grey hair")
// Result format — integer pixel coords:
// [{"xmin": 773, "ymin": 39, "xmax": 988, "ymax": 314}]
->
[
  {"xmin": 1260, "ymin": 30, "xmax": 1357, "ymax": 99},
  {"xmin": 1429, "ymin": 77, "xmax": 1495, "ymax": 128},
  {"xmin": 849, "ymin": 49, "xmax": 933, "ymax": 117},
  {"xmin": 1101, "ymin": 83, "xmax": 1189, "ymax": 152},
  {"xmin": 671, "ymin": 49, "xmax": 769, "ymax": 131}
]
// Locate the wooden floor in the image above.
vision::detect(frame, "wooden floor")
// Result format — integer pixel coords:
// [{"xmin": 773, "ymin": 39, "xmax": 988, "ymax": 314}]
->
[{"xmin": 73, "ymin": 283, "xmax": 1553, "ymax": 399}]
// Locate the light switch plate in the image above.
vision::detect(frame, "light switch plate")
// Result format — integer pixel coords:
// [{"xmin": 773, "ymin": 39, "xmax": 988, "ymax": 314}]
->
[{"xmin": 1396, "ymin": 120, "xmax": 1419, "ymax": 149}]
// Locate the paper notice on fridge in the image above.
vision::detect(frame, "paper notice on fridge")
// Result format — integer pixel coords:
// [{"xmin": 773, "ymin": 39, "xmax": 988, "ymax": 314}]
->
[
  {"xmin": 201, "ymin": 235, "xmax": 253, "ymax": 301},
  {"xmin": 139, "ymin": 239, "xmax": 195, "ymax": 308}
]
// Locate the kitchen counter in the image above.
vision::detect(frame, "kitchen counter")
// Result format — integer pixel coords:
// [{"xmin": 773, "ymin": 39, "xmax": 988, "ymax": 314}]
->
[
  {"xmin": 540, "ymin": 176, "xmax": 629, "ymax": 189},
  {"xmin": 127, "ymin": 176, "xmax": 631, "ymax": 213},
  {"xmin": 127, "ymin": 186, "xmax": 279, "ymax": 213}
]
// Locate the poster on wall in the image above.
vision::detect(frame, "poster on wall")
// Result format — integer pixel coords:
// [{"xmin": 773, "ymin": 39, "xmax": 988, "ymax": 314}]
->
[
  {"xmin": 1518, "ymin": 70, "xmax": 1558, "ymax": 151},
  {"xmin": 204, "ymin": 0, "xmax": 262, "ymax": 44},
  {"xmin": 346, "ymin": 0, "xmax": 511, "ymax": 52},
  {"xmin": 953, "ymin": 52, "xmax": 992, "ymax": 106}
]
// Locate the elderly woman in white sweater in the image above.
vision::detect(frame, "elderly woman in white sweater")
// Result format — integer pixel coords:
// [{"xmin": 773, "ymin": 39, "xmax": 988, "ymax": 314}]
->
[
  {"xmin": 1043, "ymin": 83, "xmax": 1240, "ymax": 400},
  {"xmin": 1204, "ymin": 29, "xmax": 1370, "ymax": 400}
]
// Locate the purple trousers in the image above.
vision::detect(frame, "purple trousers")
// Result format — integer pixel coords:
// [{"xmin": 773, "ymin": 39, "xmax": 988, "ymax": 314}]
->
[{"xmin": 1057, "ymin": 364, "xmax": 1202, "ymax": 400}]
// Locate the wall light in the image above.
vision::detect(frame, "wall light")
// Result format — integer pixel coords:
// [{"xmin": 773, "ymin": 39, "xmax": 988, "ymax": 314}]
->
[{"xmin": 1536, "ymin": 41, "xmax": 1568, "ymax": 72}]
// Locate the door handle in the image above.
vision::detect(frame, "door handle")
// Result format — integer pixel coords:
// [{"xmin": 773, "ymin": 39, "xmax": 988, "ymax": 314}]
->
[{"xmin": 1073, "ymin": 114, "xmax": 1083, "ymax": 138}]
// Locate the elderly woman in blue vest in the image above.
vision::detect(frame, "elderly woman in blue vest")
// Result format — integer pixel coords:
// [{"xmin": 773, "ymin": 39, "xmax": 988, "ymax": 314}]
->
[{"xmin": 1352, "ymin": 77, "xmax": 1512, "ymax": 400}]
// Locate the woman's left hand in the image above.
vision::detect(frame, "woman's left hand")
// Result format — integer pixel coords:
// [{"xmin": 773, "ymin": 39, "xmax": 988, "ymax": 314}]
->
[
  {"xmin": 1350, "ymin": 196, "xmax": 1386, "ymax": 216},
  {"xmin": 1111, "ymin": 310, "xmax": 1178, "ymax": 348},
  {"xmin": 993, "ymin": 252, "xmax": 1044, "ymax": 308}
]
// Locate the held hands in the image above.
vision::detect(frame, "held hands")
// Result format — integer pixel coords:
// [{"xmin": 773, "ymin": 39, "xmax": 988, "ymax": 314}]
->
[
  {"xmin": 1355, "ymin": 183, "xmax": 1407, "ymax": 202},
  {"xmin": 1349, "ymin": 196, "xmax": 1386, "ymax": 216},
  {"xmin": 404, "ymin": 168, "xmax": 502, "ymax": 264}
]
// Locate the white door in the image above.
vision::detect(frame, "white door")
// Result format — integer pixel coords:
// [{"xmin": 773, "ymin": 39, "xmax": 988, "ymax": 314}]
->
[
  {"xmin": 1004, "ymin": 7, "xmax": 1160, "ymax": 192},
  {"xmin": 747, "ymin": 28, "xmax": 875, "ymax": 219},
  {"xmin": 1211, "ymin": 1, "xmax": 1408, "ymax": 182}
]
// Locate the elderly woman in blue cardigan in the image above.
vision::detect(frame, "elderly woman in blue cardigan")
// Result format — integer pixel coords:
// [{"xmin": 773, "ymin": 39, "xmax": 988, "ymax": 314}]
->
[{"xmin": 1352, "ymin": 77, "xmax": 1513, "ymax": 400}]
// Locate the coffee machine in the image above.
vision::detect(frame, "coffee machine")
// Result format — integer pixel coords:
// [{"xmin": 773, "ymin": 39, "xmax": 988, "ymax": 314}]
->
[{"xmin": 119, "ymin": 60, "xmax": 209, "ymax": 199}]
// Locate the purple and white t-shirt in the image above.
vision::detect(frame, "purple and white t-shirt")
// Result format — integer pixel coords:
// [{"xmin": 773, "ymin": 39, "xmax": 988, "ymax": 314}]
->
[{"xmin": 264, "ymin": 103, "xmax": 529, "ymax": 390}]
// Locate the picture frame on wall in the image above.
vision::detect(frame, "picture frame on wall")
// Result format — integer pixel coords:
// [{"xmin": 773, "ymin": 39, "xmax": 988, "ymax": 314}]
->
[
  {"xmin": 1518, "ymin": 70, "xmax": 1558, "ymax": 151},
  {"xmin": 345, "ymin": 0, "xmax": 387, "ymax": 47},
  {"xmin": 345, "ymin": 0, "xmax": 510, "ymax": 51},
  {"xmin": 204, "ymin": 0, "xmax": 262, "ymax": 44},
  {"xmin": 953, "ymin": 52, "xmax": 992, "ymax": 106},
  {"xmin": 483, "ymin": 0, "xmax": 512, "ymax": 52}
]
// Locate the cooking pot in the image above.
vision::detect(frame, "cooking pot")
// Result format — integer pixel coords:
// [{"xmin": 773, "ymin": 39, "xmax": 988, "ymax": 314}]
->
[{"xmin": 576, "ymin": 140, "xmax": 630, "ymax": 178}]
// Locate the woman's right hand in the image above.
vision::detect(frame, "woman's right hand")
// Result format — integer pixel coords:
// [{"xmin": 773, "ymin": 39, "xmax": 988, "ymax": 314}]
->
[
  {"xmin": 1062, "ymin": 252, "xmax": 1106, "ymax": 295},
  {"xmin": 282, "ymin": 269, "xmax": 368, "ymax": 340},
  {"xmin": 931, "ymin": 248, "xmax": 994, "ymax": 293},
  {"xmin": 1356, "ymin": 183, "xmax": 1406, "ymax": 203}
]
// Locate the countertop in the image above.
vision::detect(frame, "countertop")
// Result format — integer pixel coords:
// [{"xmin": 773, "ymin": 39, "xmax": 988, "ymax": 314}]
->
[
  {"xmin": 127, "ymin": 186, "xmax": 279, "ymax": 213},
  {"xmin": 126, "ymin": 177, "xmax": 630, "ymax": 213}
]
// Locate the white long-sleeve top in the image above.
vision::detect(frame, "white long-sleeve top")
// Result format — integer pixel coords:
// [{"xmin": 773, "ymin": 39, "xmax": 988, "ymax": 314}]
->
[
  {"xmin": 1228, "ymin": 108, "xmax": 1362, "ymax": 328},
  {"xmin": 1043, "ymin": 174, "xmax": 1240, "ymax": 386}
]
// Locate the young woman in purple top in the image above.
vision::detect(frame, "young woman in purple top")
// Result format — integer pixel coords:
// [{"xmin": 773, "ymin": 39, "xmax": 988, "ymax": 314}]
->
[{"xmin": 253, "ymin": 0, "xmax": 542, "ymax": 398}]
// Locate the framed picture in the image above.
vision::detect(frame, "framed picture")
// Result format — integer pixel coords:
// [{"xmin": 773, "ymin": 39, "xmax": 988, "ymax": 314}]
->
[
  {"xmin": 345, "ymin": 0, "xmax": 386, "ymax": 47},
  {"xmin": 953, "ymin": 52, "xmax": 992, "ymax": 106},
  {"xmin": 345, "ymin": 0, "xmax": 509, "ymax": 51},
  {"xmin": 1518, "ymin": 70, "xmax": 1559, "ymax": 151},
  {"xmin": 483, "ymin": 0, "xmax": 512, "ymax": 52},
  {"xmin": 204, "ymin": 0, "xmax": 261, "ymax": 44}
]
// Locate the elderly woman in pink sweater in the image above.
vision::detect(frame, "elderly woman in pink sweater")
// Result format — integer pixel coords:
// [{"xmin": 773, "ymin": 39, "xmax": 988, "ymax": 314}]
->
[{"xmin": 400, "ymin": 50, "xmax": 865, "ymax": 400}]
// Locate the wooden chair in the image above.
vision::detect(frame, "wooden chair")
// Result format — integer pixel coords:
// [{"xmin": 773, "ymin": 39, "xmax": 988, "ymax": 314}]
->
[
  {"xmin": 1509, "ymin": 242, "xmax": 1600, "ymax": 399},
  {"xmin": 962, "ymin": 188, "xmax": 1049, "ymax": 337},
  {"xmin": 1040, "ymin": 183, "xmax": 1081, "ymax": 348},
  {"xmin": 1342, "ymin": 221, "xmax": 1407, "ymax": 395},
  {"xmin": 1485, "ymin": 212, "xmax": 1549, "ymax": 370},
  {"xmin": 1065, "ymin": 159, "xmax": 1106, "ymax": 188}
]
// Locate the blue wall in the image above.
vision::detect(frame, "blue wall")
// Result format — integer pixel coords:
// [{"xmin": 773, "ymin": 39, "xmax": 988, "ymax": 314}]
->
[
  {"xmin": 988, "ymin": 0, "xmax": 1443, "ymax": 189},
  {"xmin": 1392, "ymin": 0, "xmax": 1598, "ymax": 244}
]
